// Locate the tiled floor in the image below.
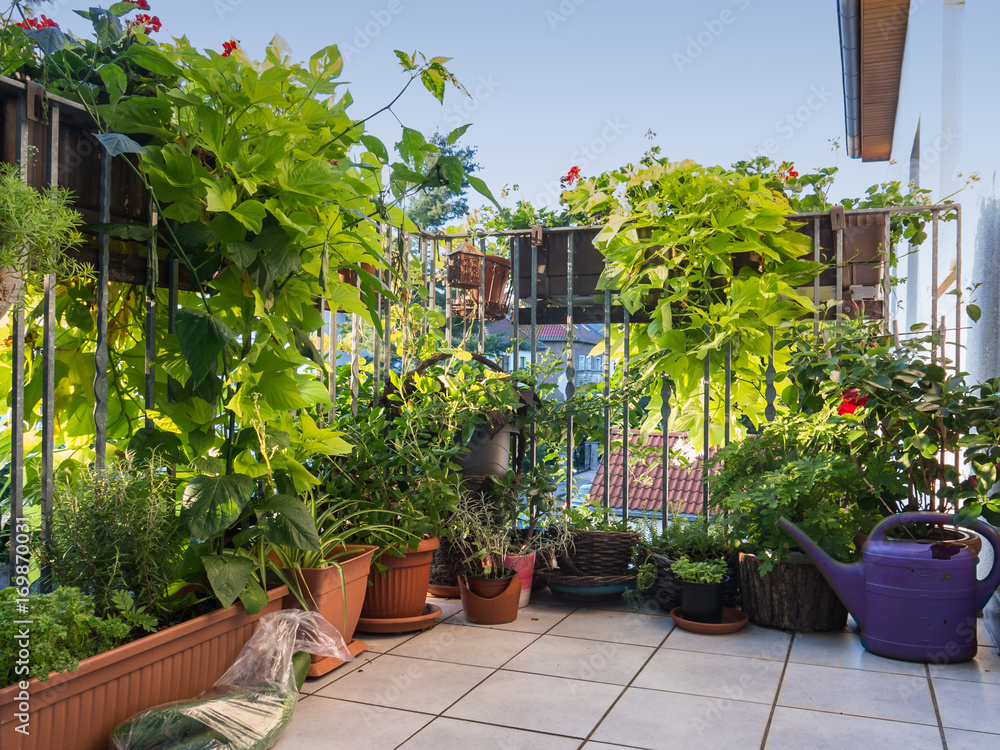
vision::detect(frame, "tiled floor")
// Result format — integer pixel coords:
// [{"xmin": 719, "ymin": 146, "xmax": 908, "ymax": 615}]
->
[{"xmin": 275, "ymin": 594, "xmax": 1000, "ymax": 750}]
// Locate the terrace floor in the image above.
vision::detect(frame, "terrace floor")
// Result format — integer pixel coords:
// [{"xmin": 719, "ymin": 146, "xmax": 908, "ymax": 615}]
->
[{"xmin": 275, "ymin": 593, "xmax": 1000, "ymax": 750}]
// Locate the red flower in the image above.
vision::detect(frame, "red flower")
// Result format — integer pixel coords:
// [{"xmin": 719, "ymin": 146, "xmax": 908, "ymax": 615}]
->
[
  {"xmin": 561, "ymin": 166, "xmax": 581, "ymax": 186},
  {"xmin": 776, "ymin": 161, "xmax": 799, "ymax": 181},
  {"xmin": 124, "ymin": 0, "xmax": 151, "ymax": 9},
  {"xmin": 221, "ymin": 40, "xmax": 239, "ymax": 57},
  {"xmin": 16, "ymin": 15, "xmax": 59, "ymax": 30},
  {"xmin": 129, "ymin": 13, "xmax": 161, "ymax": 33},
  {"xmin": 838, "ymin": 388, "xmax": 869, "ymax": 416}
]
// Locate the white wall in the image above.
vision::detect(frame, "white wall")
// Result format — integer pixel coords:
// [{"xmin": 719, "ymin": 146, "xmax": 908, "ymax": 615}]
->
[{"xmin": 887, "ymin": 0, "xmax": 1000, "ymax": 384}]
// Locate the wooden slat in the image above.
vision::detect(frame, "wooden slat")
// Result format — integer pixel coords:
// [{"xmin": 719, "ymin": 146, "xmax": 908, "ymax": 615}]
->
[{"xmin": 859, "ymin": 0, "xmax": 911, "ymax": 162}]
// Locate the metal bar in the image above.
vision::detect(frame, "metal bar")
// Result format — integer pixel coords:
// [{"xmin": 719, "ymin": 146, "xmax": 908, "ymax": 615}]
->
[
  {"xmin": 351, "ymin": 273, "xmax": 361, "ymax": 417},
  {"xmin": 724, "ymin": 340, "xmax": 731, "ymax": 445},
  {"xmin": 511, "ymin": 237, "xmax": 520, "ymax": 370},
  {"xmin": 765, "ymin": 326, "xmax": 777, "ymax": 423},
  {"xmin": 565, "ymin": 232, "xmax": 575, "ymax": 508},
  {"xmin": 932, "ymin": 210, "xmax": 940, "ymax": 364},
  {"xmin": 40, "ymin": 102, "xmax": 60, "ymax": 590},
  {"xmin": 813, "ymin": 216, "xmax": 821, "ymax": 334},
  {"xmin": 372, "ymin": 225, "xmax": 383, "ymax": 388},
  {"xmin": 622, "ymin": 308, "xmax": 630, "ymax": 517},
  {"xmin": 952, "ymin": 214, "xmax": 961, "ymax": 474},
  {"xmin": 382, "ymin": 226, "xmax": 392, "ymax": 386},
  {"xmin": 478, "ymin": 237, "xmax": 486, "ymax": 355},
  {"xmin": 145, "ymin": 202, "xmax": 158, "ymax": 428},
  {"xmin": 835, "ymin": 225, "xmax": 844, "ymax": 319},
  {"xmin": 419, "ymin": 236, "xmax": 428, "ymax": 337},
  {"xmin": 93, "ymin": 145, "xmax": 112, "ymax": 468},
  {"xmin": 444, "ymin": 238, "xmax": 453, "ymax": 347},
  {"xmin": 167, "ymin": 259, "xmax": 178, "ymax": 404},
  {"xmin": 603, "ymin": 290, "xmax": 612, "ymax": 509},
  {"xmin": 702, "ymin": 325, "xmax": 710, "ymax": 516},
  {"xmin": 882, "ymin": 211, "xmax": 892, "ymax": 333},
  {"xmin": 529, "ymin": 237, "xmax": 538, "ymax": 470},
  {"xmin": 328, "ymin": 299, "xmax": 337, "ymax": 422},
  {"xmin": 661, "ymin": 376, "xmax": 671, "ymax": 532}
]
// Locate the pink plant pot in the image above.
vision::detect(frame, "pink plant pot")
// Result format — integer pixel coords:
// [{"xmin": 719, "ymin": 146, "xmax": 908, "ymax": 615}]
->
[{"xmin": 504, "ymin": 552, "xmax": 536, "ymax": 608}]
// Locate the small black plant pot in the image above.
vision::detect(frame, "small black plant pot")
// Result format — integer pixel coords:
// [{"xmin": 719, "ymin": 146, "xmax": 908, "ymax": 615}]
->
[{"xmin": 680, "ymin": 577, "xmax": 728, "ymax": 624}]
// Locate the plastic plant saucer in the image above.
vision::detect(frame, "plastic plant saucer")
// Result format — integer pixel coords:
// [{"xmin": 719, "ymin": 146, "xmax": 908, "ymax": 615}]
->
[
  {"xmin": 356, "ymin": 603, "xmax": 442, "ymax": 634},
  {"xmin": 427, "ymin": 584, "xmax": 461, "ymax": 599},
  {"xmin": 670, "ymin": 606, "xmax": 749, "ymax": 634}
]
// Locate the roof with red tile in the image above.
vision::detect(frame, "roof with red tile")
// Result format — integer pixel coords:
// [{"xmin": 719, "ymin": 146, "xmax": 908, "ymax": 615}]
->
[{"xmin": 588, "ymin": 431, "xmax": 709, "ymax": 516}]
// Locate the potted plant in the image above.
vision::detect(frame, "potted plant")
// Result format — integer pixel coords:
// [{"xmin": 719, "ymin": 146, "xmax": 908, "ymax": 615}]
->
[
  {"xmin": 450, "ymin": 473, "xmax": 569, "ymax": 624},
  {"xmin": 671, "ymin": 556, "xmax": 729, "ymax": 624},
  {"xmin": 637, "ymin": 510, "xmax": 738, "ymax": 614},
  {"xmin": 708, "ymin": 411, "xmax": 881, "ymax": 632}
]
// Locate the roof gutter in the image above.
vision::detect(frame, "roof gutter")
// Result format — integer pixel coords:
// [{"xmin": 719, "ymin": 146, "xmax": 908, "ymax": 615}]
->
[{"xmin": 838, "ymin": 0, "xmax": 862, "ymax": 158}]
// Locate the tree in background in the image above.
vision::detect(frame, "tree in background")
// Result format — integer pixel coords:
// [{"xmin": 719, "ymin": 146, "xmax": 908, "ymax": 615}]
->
[{"xmin": 406, "ymin": 132, "xmax": 480, "ymax": 230}]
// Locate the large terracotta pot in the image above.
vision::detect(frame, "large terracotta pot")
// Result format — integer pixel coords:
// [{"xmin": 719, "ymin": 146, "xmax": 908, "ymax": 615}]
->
[
  {"xmin": 361, "ymin": 537, "xmax": 440, "ymax": 620},
  {"xmin": 283, "ymin": 545, "xmax": 377, "ymax": 676},
  {"xmin": 458, "ymin": 574, "xmax": 522, "ymax": 625},
  {"xmin": 0, "ymin": 584, "xmax": 288, "ymax": 750}
]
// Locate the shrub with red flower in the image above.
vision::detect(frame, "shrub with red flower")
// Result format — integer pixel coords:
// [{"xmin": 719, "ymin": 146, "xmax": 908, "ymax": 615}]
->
[
  {"xmin": 15, "ymin": 15, "xmax": 59, "ymax": 31},
  {"xmin": 124, "ymin": 0, "xmax": 151, "ymax": 9},
  {"xmin": 128, "ymin": 13, "xmax": 162, "ymax": 34},
  {"xmin": 837, "ymin": 388, "xmax": 868, "ymax": 416},
  {"xmin": 221, "ymin": 40, "xmax": 239, "ymax": 57},
  {"xmin": 776, "ymin": 161, "xmax": 799, "ymax": 181},
  {"xmin": 560, "ymin": 166, "xmax": 581, "ymax": 187}
]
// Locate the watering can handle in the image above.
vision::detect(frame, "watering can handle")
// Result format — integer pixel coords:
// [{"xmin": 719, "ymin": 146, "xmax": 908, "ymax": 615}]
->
[
  {"xmin": 868, "ymin": 512, "xmax": 955, "ymax": 544},
  {"xmin": 962, "ymin": 517, "xmax": 1000, "ymax": 608}
]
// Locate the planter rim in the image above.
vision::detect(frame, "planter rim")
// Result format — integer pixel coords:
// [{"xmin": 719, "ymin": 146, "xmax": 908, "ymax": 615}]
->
[{"xmin": 0, "ymin": 584, "xmax": 288, "ymax": 713}]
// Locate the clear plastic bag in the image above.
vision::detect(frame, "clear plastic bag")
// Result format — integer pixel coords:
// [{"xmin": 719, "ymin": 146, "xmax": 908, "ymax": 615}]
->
[{"xmin": 109, "ymin": 609, "xmax": 353, "ymax": 750}]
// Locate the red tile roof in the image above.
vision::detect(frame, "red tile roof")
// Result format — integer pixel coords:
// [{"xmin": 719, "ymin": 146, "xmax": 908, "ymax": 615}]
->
[{"xmin": 588, "ymin": 431, "xmax": 709, "ymax": 516}]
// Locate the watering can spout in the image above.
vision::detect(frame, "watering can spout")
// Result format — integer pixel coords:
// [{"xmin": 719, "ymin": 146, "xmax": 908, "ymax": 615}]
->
[{"xmin": 778, "ymin": 517, "xmax": 867, "ymax": 627}]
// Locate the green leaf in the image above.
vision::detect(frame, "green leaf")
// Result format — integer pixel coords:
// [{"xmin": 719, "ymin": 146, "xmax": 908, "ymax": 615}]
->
[
  {"xmin": 183, "ymin": 474, "xmax": 256, "ymax": 541},
  {"xmin": 420, "ymin": 68, "xmax": 446, "ymax": 103},
  {"xmin": 201, "ymin": 555, "xmax": 254, "ymax": 609},
  {"xmin": 93, "ymin": 133, "xmax": 147, "ymax": 157},
  {"xmin": 175, "ymin": 307, "xmax": 237, "ymax": 387},
  {"xmin": 127, "ymin": 426, "xmax": 186, "ymax": 464},
  {"xmin": 91, "ymin": 7, "xmax": 124, "ymax": 49},
  {"xmin": 230, "ymin": 201, "xmax": 267, "ymax": 233},
  {"xmin": 205, "ymin": 179, "xmax": 238, "ymax": 213},
  {"xmin": 394, "ymin": 50, "xmax": 416, "ymax": 71},
  {"xmin": 98, "ymin": 63, "xmax": 127, "ymax": 103},
  {"xmin": 257, "ymin": 494, "xmax": 322, "ymax": 553},
  {"xmin": 446, "ymin": 124, "xmax": 471, "ymax": 145},
  {"xmin": 359, "ymin": 135, "xmax": 388, "ymax": 163},
  {"xmin": 264, "ymin": 245, "xmax": 302, "ymax": 279},
  {"xmin": 123, "ymin": 44, "xmax": 182, "ymax": 77},
  {"xmin": 438, "ymin": 155, "xmax": 464, "ymax": 194},
  {"xmin": 968, "ymin": 304, "xmax": 982, "ymax": 323},
  {"xmin": 109, "ymin": 1, "xmax": 140, "ymax": 16},
  {"xmin": 24, "ymin": 27, "xmax": 82, "ymax": 54},
  {"xmin": 238, "ymin": 579, "xmax": 269, "ymax": 614},
  {"xmin": 226, "ymin": 241, "xmax": 257, "ymax": 271},
  {"xmin": 466, "ymin": 174, "xmax": 500, "ymax": 208},
  {"xmin": 87, "ymin": 221, "xmax": 154, "ymax": 242}
]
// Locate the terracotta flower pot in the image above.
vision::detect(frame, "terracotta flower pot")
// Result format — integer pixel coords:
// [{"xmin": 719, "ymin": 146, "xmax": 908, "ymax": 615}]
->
[
  {"xmin": 282, "ymin": 545, "xmax": 377, "ymax": 676},
  {"xmin": 458, "ymin": 574, "xmax": 522, "ymax": 625},
  {"xmin": 361, "ymin": 537, "xmax": 440, "ymax": 620},
  {"xmin": 0, "ymin": 585, "xmax": 288, "ymax": 750}
]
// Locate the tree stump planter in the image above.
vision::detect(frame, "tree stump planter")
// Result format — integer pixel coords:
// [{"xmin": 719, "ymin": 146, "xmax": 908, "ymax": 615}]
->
[{"xmin": 737, "ymin": 552, "xmax": 848, "ymax": 632}]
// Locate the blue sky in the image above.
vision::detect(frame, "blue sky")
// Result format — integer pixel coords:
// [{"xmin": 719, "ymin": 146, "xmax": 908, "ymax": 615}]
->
[{"xmin": 38, "ymin": 0, "xmax": 907, "ymax": 217}]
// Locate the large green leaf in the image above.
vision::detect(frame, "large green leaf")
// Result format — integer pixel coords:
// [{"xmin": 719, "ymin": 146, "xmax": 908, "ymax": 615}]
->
[
  {"xmin": 24, "ymin": 27, "xmax": 82, "ymax": 55},
  {"xmin": 90, "ymin": 7, "xmax": 124, "ymax": 49},
  {"xmin": 183, "ymin": 473, "xmax": 255, "ymax": 541},
  {"xmin": 257, "ymin": 494, "xmax": 321, "ymax": 553},
  {"xmin": 467, "ymin": 174, "xmax": 500, "ymax": 208},
  {"xmin": 201, "ymin": 554, "xmax": 255, "ymax": 609},
  {"xmin": 93, "ymin": 133, "xmax": 147, "ymax": 157},
  {"xmin": 175, "ymin": 307, "xmax": 237, "ymax": 387}
]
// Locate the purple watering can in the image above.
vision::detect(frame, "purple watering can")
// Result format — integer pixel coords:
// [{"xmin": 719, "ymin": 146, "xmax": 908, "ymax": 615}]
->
[{"xmin": 779, "ymin": 512, "xmax": 1000, "ymax": 662}]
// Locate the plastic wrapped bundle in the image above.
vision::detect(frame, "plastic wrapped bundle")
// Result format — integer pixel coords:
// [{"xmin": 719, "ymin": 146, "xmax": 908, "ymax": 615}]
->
[{"xmin": 110, "ymin": 609, "xmax": 352, "ymax": 750}]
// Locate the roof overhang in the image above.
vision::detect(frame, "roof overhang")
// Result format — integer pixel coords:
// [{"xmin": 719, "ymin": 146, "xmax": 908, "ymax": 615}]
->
[{"xmin": 838, "ymin": 0, "xmax": 911, "ymax": 161}]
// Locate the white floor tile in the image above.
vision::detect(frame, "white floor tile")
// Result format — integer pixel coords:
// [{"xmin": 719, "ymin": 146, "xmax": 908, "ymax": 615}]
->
[
  {"xmin": 764, "ymin": 706, "xmax": 943, "ymax": 749},
  {"xmin": 548, "ymin": 608, "xmax": 672, "ymax": 647},
  {"xmin": 388, "ymin": 622, "xmax": 538, "ymax": 668},
  {"xmin": 504, "ymin": 634, "xmax": 654, "ymax": 685},
  {"xmin": 272, "ymin": 696, "xmax": 431, "ymax": 750},
  {"xmin": 790, "ymin": 630, "xmax": 926, "ymax": 675},
  {"xmin": 661, "ymin": 621, "xmax": 791, "ymax": 661},
  {"xmin": 399, "ymin": 717, "xmax": 581, "ymax": 750},
  {"xmin": 634, "ymin": 649, "xmax": 783, "ymax": 704},
  {"xmin": 932, "ymin": 676, "xmax": 1000, "ymax": 734}
]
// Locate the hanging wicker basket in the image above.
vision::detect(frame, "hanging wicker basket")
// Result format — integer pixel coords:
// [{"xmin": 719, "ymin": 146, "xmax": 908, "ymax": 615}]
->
[
  {"xmin": 447, "ymin": 242, "xmax": 513, "ymax": 321},
  {"xmin": 558, "ymin": 529, "xmax": 641, "ymax": 577}
]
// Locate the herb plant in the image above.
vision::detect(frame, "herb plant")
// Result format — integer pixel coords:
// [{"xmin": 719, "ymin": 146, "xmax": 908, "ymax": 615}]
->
[{"xmin": 670, "ymin": 556, "xmax": 728, "ymax": 584}]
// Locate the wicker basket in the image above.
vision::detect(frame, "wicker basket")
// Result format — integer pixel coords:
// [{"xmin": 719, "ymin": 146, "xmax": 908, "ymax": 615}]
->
[{"xmin": 558, "ymin": 530, "xmax": 641, "ymax": 577}]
